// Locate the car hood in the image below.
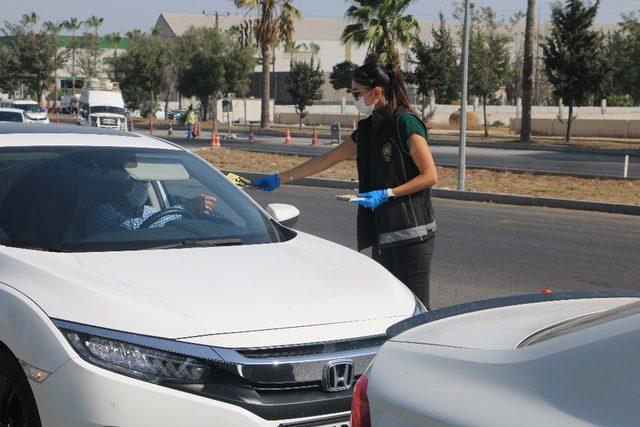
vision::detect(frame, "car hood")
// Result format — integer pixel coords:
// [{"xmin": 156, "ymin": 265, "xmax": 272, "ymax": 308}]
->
[
  {"xmin": 25, "ymin": 112, "xmax": 47, "ymax": 119},
  {"xmin": 1, "ymin": 232, "xmax": 414, "ymax": 341},
  {"xmin": 391, "ymin": 297, "xmax": 638, "ymax": 350}
]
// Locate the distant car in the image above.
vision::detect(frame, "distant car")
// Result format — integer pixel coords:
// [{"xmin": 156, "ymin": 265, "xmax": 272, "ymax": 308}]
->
[
  {"xmin": 168, "ymin": 109, "xmax": 187, "ymax": 122},
  {"xmin": 0, "ymin": 108, "xmax": 27, "ymax": 123},
  {"xmin": 0, "ymin": 99, "xmax": 49, "ymax": 124},
  {"xmin": 143, "ymin": 106, "xmax": 166, "ymax": 120},
  {"xmin": 352, "ymin": 291, "xmax": 640, "ymax": 427}
]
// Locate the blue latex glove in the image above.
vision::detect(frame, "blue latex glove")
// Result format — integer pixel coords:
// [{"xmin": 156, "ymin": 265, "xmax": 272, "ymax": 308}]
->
[
  {"xmin": 351, "ymin": 189, "xmax": 389, "ymax": 209},
  {"xmin": 252, "ymin": 173, "xmax": 280, "ymax": 191}
]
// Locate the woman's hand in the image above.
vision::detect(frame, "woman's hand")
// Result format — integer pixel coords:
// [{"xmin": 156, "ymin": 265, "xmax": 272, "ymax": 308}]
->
[
  {"xmin": 252, "ymin": 173, "xmax": 281, "ymax": 191},
  {"xmin": 351, "ymin": 189, "xmax": 389, "ymax": 209}
]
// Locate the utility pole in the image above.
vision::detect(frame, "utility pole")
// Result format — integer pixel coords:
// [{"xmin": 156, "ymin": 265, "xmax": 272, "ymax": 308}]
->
[
  {"xmin": 215, "ymin": 12, "xmax": 219, "ymax": 30},
  {"xmin": 458, "ymin": 0, "xmax": 471, "ymax": 191}
]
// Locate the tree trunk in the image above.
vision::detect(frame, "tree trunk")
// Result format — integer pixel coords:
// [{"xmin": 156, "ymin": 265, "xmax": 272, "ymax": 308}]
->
[
  {"xmin": 71, "ymin": 46, "xmax": 76, "ymax": 91},
  {"xmin": 164, "ymin": 86, "xmax": 172, "ymax": 120},
  {"xmin": 260, "ymin": 44, "xmax": 271, "ymax": 129},
  {"xmin": 299, "ymin": 114, "xmax": 302, "ymax": 129},
  {"xmin": 483, "ymin": 96, "xmax": 488, "ymax": 138},
  {"xmin": 566, "ymin": 103, "xmax": 573, "ymax": 142},
  {"xmin": 520, "ymin": 0, "xmax": 536, "ymax": 142}
]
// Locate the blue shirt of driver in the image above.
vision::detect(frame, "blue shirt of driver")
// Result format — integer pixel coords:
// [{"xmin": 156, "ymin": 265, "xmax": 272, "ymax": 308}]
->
[{"xmin": 86, "ymin": 204, "xmax": 182, "ymax": 236}]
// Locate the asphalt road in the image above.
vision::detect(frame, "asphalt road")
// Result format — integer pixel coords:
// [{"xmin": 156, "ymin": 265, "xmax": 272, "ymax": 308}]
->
[
  {"xmin": 158, "ymin": 132, "xmax": 639, "ymax": 178},
  {"xmin": 245, "ymin": 185, "xmax": 640, "ymax": 309}
]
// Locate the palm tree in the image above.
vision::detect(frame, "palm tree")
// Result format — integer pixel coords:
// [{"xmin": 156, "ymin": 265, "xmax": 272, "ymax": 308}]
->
[
  {"xmin": 21, "ymin": 12, "xmax": 39, "ymax": 35},
  {"xmin": 105, "ymin": 32, "xmax": 121, "ymax": 57},
  {"xmin": 62, "ymin": 17, "xmax": 83, "ymax": 91},
  {"xmin": 308, "ymin": 42, "xmax": 320, "ymax": 67},
  {"xmin": 285, "ymin": 41, "xmax": 305, "ymax": 66},
  {"xmin": 85, "ymin": 15, "xmax": 104, "ymax": 39},
  {"xmin": 342, "ymin": 0, "xmax": 420, "ymax": 64},
  {"xmin": 233, "ymin": 0, "xmax": 301, "ymax": 129},
  {"xmin": 520, "ymin": 0, "xmax": 536, "ymax": 142},
  {"xmin": 43, "ymin": 21, "xmax": 65, "ymax": 109}
]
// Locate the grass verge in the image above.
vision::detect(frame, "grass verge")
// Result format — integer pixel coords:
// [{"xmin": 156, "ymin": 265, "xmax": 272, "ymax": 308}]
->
[{"xmin": 198, "ymin": 148, "xmax": 640, "ymax": 206}]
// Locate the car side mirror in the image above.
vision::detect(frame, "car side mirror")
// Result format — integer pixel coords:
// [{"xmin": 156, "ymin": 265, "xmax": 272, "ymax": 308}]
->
[{"xmin": 266, "ymin": 203, "xmax": 300, "ymax": 227}]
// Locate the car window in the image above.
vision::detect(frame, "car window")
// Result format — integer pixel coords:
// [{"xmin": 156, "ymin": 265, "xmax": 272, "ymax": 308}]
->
[
  {"xmin": 14, "ymin": 104, "xmax": 40, "ymax": 112},
  {"xmin": 90, "ymin": 106, "xmax": 125, "ymax": 116},
  {"xmin": 0, "ymin": 147, "xmax": 281, "ymax": 252},
  {"xmin": 0, "ymin": 112, "xmax": 22, "ymax": 122}
]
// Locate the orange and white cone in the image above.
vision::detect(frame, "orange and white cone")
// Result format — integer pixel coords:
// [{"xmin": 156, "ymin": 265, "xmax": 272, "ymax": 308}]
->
[
  {"xmin": 248, "ymin": 123, "xmax": 256, "ymax": 143},
  {"xmin": 284, "ymin": 128, "xmax": 292, "ymax": 145},
  {"xmin": 311, "ymin": 127, "xmax": 319, "ymax": 145},
  {"xmin": 211, "ymin": 129, "xmax": 221, "ymax": 148}
]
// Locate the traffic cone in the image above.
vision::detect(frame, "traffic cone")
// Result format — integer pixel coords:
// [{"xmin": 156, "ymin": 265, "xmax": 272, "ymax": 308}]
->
[
  {"xmin": 195, "ymin": 122, "xmax": 201, "ymax": 137},
  {"xmin": 211, "ymin": 129, "xmax": 221, "ymax": 148},
  {"xmin": 284, "ymin": 128, "xmax": 292, "ymax": 145},
  {"xmin": 248, "ymin": 123, "xmax": 256, "ymax": 143},
  {"xmin": 168, "ymin": 120, "xmax": 173, "ymax": 136},
  {"xmin": 311, "ymin": 126, "xmax": 319, "ymax": 145}
]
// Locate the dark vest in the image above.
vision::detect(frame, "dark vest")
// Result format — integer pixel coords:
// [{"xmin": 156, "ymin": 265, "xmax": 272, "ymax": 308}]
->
[{"xmin": 354, "ymin": 106, "xmax": 436, "ymax": 251}]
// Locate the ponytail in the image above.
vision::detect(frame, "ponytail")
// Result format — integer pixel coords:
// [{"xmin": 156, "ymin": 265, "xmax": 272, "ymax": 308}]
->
[{"xmin": 352, "ymin": 61, "xmax": 417, "ymax": 116}]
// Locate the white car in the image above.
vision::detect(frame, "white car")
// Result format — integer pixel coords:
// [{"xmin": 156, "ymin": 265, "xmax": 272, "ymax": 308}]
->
[
  {"xmin": 351, "ymin": 291, "xmax": 640, "ymax": 427},
  {"xmin": 0, "ymin": 124, "xmax": 422, "ymax": 426},
  {"xmin": 0, "ymin": 99, "xmax": 49, "ymax": 124},
  {"xmin": 0, "ymin": 108, "xmax": 27, "ymax": 123}
]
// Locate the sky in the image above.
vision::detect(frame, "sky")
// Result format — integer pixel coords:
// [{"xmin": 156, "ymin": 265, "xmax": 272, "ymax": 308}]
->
[{"xmin": 2, "ymin": 0, "xmax": 638, "ymax": 34}]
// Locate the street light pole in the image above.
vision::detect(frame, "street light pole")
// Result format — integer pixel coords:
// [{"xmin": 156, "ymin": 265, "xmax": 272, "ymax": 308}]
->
[{"xmin": 458, "ymin": 0, "xmax": 471, "ymax": 191}]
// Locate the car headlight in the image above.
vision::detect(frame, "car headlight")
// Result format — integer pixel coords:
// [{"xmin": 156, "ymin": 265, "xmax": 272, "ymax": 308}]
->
[
  {"xmin": 54, "ymin": 320, "xmax": 213, "ymax": 385},
  {"xmin": 413, "ymin": 295, "xmax": 427, "ymax": 316}
]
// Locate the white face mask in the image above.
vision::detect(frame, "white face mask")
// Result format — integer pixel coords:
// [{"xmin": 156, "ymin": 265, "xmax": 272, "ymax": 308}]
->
[
  {"xmin": 354, "ymin": 88, "xmax": 376, "ymax": 116},
  {"xmin": 125, "ymin": 180, "xmax": 148, "ymax": 208}
]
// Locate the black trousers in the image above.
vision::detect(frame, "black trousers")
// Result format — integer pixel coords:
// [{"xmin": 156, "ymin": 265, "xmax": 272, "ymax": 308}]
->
[{"xmin": 372, "ymin": 237, "xmax": 435, "ymax": 309}]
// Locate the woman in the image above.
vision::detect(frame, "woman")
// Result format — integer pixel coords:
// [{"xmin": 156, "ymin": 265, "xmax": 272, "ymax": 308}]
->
[{"xmin": 253, "ymin": 62, "xmax": 438, "ymax": 308}]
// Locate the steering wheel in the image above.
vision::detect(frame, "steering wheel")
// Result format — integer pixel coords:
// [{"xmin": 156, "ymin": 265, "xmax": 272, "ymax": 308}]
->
[{"xmin": 140, "ymin": 208, "xmax": 196, "ymax": 229}]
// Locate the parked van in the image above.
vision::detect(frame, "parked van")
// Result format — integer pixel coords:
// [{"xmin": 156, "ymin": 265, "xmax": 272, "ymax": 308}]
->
[
  {"xmin": 77, "ymin": 79, "xmax": 127, "ymax": 131},
  {"xmin": 0, "ymin": 99, "xmax": 49, "ymax": 124}
]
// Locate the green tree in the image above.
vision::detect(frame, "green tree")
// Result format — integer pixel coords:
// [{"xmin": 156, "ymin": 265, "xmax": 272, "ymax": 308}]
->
[
  {"xmin": 111, "ymin": 30, "xmax": 168, "ymax": 112},
  {"xmin": 176, "ymin": 27, "xmax": 225, "ymax": 119},
  {"xmin": 233, "ymin": 0, "xmax": 301, "ymax": 129},
  {"xmin": 78, "ymin": 16, "xmax": 104, "ymax": 79},
  {"xmin": 105, "ymin": 32, "xmax": 122, "ymax": 57},
  {"xmin": 286, "ymin": 61, "xmax": 324, "ymax": 128},
  {"xmin": 467, "ymin": 7, "xmax": 511, "ymax": 137},
  {"xmin": 62, "ymin": 17, "xmax": 83, "ymax": 90},
  {"xmin": 342, "ymin": 0, "xmax": 420, "ymax": 64},
  {"xmin": 329, "ymin": 60, "xmax": 358, "ymax": 90},
  {"xmin": 520, "ymin": 0, "xmax": 536, "ymax": 141},
  {"xmin": 0, "ymin": 45, "xmax": 20, "ymax": 97},
  {"xmin": 409, "ymin": 12, "xmax": 459, "ymax": 118},
  {"xmin": 542, "ymin": 0, "xmax": 608, "ymax": 141},
  {"xmin": 222, "ymin": 32, "xmax": 256, "ymax": 95},
  {"xmin": 605, "ymin": 12, "xmax": 640, "ymax": 105},
  {"xmin": 307, "ymin": 42, "xmax": 320, "ymax": 67},
  {"xmin": 43, "ymin": 21, "xmax": 66, "ymax": 107},
  {"xmin": 2, "ymin": 14, "xmax": 65, "ymax": 101}
]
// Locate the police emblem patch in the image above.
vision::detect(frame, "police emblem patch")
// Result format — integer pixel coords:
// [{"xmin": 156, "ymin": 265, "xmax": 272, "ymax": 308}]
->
[{"xmin": 382, "ymin": 143, "xmax": 392, "ymax": 162}]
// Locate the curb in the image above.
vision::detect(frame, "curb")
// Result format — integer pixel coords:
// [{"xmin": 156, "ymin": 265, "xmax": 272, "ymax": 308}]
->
[{"xmin": 223, "ymin": 169, "xmax": 640, "ymax": 216}]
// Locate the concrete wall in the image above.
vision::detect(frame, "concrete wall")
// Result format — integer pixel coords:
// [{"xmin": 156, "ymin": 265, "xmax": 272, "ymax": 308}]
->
[
  {"xmin": 275, "ymin": 103, "xmax": 640, "ymax": 128},
  {"xmin": 510, "ymin": 118, "xmax": 640, "ymax": 138}
]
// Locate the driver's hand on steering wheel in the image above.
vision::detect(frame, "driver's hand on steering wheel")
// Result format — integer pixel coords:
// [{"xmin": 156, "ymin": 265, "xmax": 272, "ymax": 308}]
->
[{"xmin": 184, "ymin": 194, "xmax": 216, "ymax": 215}]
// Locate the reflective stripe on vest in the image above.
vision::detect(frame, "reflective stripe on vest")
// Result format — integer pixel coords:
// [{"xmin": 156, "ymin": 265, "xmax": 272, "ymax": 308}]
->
[{"xmin": 378, "ymin": 221, "xmax": 437, "ymax": 246}]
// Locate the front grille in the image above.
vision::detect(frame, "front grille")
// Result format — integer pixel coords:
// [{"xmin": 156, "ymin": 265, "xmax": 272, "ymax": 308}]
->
[{"xmin": 237, "ymin": 335, "xmax": 388, "ymax": 359}]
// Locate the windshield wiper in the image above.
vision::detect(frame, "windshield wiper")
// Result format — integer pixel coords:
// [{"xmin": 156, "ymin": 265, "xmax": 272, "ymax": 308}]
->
[{"xmin": 148, "ymin": 238, "xmax": 244, "ymax": 250}]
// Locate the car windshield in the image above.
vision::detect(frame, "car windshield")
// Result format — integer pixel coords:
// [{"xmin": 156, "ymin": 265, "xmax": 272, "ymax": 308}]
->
[
  {"xmin": 0, "ymin": 112, "xmax": 22, "ymax": 122},
  {"xmin": 15, "ymin": 104, "xmax": 40, "ymax": 113},
  {"xmin": 518, "ymin": 300, "xmax": 640, "ymax": 347},
  {"xmin": 91, "ymin": 106, "xmax": 125, "ymax": 116},
  {"xmin": 0, "ymin": 146, "xmax": 281, "ymax": 252}
]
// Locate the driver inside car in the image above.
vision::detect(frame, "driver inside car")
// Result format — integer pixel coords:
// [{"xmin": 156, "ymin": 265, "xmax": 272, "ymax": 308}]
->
[{"xmin": 86, "ymin": 175, "xmax": 216, "ymax": 236}]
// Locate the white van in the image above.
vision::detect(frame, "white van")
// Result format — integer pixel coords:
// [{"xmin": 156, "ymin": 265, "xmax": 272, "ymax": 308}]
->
[
  {"xmin": 77, "ymin": 80, "xmax": 127, "ymax": 131},
  {"xmin": 0, "ymin": 99, "xmax": 49, "ymax": 124}
]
